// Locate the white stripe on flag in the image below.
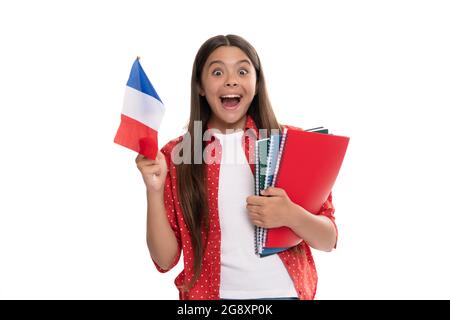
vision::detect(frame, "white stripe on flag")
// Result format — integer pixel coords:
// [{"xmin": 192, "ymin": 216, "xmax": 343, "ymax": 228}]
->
[{"xmin": 122, "ymin": 86, "xmax": 165, "ymax": 131}]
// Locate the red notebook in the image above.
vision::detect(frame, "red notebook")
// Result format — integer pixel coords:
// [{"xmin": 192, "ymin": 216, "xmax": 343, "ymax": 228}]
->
[{"xmin": 265, "ymin": 128, "xmax": 350, "ymax": 248}]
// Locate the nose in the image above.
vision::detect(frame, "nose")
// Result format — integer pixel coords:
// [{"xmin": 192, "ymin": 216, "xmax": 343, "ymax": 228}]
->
[{"xmin": 225, "ymin": 75, "xmax": 239, "ymax": 87}]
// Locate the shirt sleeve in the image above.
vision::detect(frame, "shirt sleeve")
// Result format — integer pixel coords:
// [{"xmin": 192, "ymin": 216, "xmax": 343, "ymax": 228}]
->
[
  {"xmin": 151, "ymin": 146, "xmax": 182, "ymax": 273},
  {"xmin": 317, "ymin": 192, "xmax": 338, "ymax": 249}
]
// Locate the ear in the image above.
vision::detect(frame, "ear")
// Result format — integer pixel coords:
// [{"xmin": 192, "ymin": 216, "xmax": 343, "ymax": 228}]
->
[{"xmin": 197, "ymin": 83, "xmax": 205, "ymax": 96}]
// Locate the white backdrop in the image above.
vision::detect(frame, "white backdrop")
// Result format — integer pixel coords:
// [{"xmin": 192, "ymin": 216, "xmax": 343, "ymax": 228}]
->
[{"xmin": 1, "ymin": 0, "xmax": 449, "ymax": 299}]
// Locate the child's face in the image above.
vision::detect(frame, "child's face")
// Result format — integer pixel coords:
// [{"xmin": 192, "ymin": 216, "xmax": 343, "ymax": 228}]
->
[{"xmin": 200, "ymin": 46, "xmax": 257, "ymax": 132}]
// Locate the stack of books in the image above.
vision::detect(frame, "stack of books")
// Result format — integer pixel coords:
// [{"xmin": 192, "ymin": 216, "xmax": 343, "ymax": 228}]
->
[{"xmin": 254, "ymin": 126, "xmax": 349, "ymax": 257}]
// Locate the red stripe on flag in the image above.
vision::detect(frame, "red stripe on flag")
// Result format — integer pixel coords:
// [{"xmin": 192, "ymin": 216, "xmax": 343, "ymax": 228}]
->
[{"xmin": 114, "ymin": 114, "xmax": 158, "ymax": 159}]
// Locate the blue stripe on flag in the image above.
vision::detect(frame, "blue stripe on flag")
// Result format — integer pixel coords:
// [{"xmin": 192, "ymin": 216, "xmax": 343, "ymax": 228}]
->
[{"xmin": 126, "ymin": 58, "xmax": 162, "ymax": 103}]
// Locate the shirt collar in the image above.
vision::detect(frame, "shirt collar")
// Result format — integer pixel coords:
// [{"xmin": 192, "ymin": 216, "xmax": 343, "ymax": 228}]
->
[{"xmin": 205, "ymin": 115, "xmax": 258, "ymax": 144}]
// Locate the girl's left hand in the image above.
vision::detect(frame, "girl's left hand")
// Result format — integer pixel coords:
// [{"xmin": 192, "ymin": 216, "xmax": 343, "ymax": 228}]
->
[{"xmin": 246, "ymin": 187, "xmax": 297, "ymax": 228}]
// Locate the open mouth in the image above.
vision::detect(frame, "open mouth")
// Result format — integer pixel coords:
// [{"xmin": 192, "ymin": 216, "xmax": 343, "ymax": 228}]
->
[{"xmin": 220, "ymin": 94, "xmax": 242, "ymax": 109}]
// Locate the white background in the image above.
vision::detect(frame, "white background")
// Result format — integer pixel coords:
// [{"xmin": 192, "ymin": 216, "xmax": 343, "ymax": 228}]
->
[{"xmin": 1, "ymin": 0, "xmax": 449, "ymax": 299}]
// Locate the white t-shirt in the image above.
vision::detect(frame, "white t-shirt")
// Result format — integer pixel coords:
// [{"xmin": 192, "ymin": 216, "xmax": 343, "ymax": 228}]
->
[{"xmin": 215, "ymin": 130, "xmax": 298, "ymax": 299}]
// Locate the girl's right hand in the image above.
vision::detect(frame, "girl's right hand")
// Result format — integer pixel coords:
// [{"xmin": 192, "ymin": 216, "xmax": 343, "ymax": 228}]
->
[{"xmin": 135, "ymin": 151, "xmax": 168, "ymax": 193}]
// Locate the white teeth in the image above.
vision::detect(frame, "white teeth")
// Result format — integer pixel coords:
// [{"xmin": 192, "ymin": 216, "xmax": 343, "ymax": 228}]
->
[{"xmin": 220, "ymin": 95, "xmax": 241, "ymax": 99}]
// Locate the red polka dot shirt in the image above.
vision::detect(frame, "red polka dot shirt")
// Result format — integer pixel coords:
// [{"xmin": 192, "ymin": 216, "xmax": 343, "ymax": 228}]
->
[{"xmin": 153, "ymin": 116, "xmax": 338, "ymax": 300}]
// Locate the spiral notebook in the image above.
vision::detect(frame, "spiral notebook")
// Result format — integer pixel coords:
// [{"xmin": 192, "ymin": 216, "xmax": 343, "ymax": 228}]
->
[
  {"xmin": 254, "ymin": 134, "xmax": 285, "ymax": 256},
  {"xmin": 254, "ymin": 138, "xmax": 270, "ymax": 255},
  {"xmin": 254, "ymin": 126, "xmax": 348, "ymax": 256}
]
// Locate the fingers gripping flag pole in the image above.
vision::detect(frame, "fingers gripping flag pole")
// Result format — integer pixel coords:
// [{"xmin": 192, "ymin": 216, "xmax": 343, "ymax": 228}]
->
[{"xmin": 114, "ymin": 57, "xmax": 164, "ymax": 160}]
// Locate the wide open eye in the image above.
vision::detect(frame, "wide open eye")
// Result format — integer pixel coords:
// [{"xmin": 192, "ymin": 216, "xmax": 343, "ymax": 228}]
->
[
  {"xmin": 213, "ymin": 69, "xmax": 223, "ymax": 76},
  {"xmin": 239, "ymin": 69, "xmax": 248, "ymax": 76}
]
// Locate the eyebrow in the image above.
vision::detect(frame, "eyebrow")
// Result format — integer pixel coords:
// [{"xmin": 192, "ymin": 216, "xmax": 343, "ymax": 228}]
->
[{"xmin": 208, "ymin": 59, "xmax": 252, "ymax": 68}]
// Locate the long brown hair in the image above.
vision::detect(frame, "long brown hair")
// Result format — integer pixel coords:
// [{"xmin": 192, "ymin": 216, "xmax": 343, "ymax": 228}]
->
[{"xmin": 177, "ymin": 34, "xmax": 281, "ymax": 291}]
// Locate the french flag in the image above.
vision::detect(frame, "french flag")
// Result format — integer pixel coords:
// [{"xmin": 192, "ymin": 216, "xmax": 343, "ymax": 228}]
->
[{"xmin": 114, "ymin": 57, "xmax": 164, "ymax": 160}]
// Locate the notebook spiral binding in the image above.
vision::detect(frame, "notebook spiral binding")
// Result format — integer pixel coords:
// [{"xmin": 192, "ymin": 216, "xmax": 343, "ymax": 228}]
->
[
  {"xmin": 254, "ymin": 141, "xmax": 260, "ymax": 254},
  {"xmin": 272, "ymin": 127, "xmax": 288, "ymax": 187}
]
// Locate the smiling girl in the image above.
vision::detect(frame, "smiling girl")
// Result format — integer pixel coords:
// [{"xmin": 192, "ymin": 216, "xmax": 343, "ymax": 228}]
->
[{"xmin": 135, "ymin": 34, "xmax": 337, "ymax": 300}]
